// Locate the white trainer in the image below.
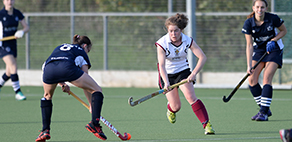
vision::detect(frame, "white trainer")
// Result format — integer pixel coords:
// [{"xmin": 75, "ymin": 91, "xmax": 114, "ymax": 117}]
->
[{"xmin": 15, "ymin": 91, "xmax": 26, "ymax": 101}]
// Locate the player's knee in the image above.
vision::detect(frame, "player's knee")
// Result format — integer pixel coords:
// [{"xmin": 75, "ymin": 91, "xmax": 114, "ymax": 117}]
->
[
  {"xmin": 43, "ymin": 93, "xmax": 53, "ymax": 100},
  {"xmin": 171, "ymin": 104, "xmax": 181, "ymax": 112},
  {"xmin": 248, "ymin": 78, "xmax": 258, "ymax": 86}
]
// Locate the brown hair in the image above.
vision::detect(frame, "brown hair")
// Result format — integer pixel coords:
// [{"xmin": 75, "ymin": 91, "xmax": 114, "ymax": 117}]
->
[
  {"xmin": 247, "ymin": 0, "xmax": 268, "ymax": 19},
  {"xmin": 165, "ymin": 13, "xmax": 188, "ymax": 30},
  {"xmin": 72, "ymin": 34, "xmax": 91, "ymax": 46}
]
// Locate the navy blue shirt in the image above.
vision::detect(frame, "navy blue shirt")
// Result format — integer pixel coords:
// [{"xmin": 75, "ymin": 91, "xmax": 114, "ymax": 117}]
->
[
  {"xmin": 0, "ymin": 7, "xmax": 24, "ymax": 50},
  {"xmin": 242, "ymin": 12, "xmax": 284, "ymax": 52},
  {"xmin": 45, "ymin": 44, "xmax": 91, "ymax": 69}
]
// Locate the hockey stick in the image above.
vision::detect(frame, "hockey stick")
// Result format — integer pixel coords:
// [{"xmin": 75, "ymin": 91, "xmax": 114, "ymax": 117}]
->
[
  {"xmin": 222, "ymin": 52, "xmax": 268, "ymax": 103},
  {"xmin": 0, "ymin": 36, "xmax": 17, "ymax": 41},
  {"xmin": 128, "ymin": 80, "xmax": 188, "ymax": 106},
  {"xmin": 68, "ymin": 90, "xmax": 131, "ymax": 141}
]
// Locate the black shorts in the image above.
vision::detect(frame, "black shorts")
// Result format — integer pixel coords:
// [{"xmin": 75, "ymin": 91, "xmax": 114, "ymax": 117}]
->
[
  {"xmin": 43, "ymin": 60, "xmax": 84, "ymax": 84},
  {"xmin": 253, "ymin": 49, "xmax": 283, "ymax": 68},
  {"xmin": 158, "ymin": 68, "xmax": 192, "ymax": 89}
]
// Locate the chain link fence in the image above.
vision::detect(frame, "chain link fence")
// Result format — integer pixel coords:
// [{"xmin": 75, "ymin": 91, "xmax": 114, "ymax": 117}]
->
[{"xmin": 1, "ymin": 0, "xmax": 291, "ymax": 84}]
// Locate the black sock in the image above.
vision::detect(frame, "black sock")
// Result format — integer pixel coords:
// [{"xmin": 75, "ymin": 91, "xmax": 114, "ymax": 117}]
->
[
  {"xmin": 91, "ymin": 92, "xmax": 104, "ymax": 125},
  {"xmin": 249, "ymin": 83, "xmax": 262, "ymax": 106},
  {"xmin": 2, "ymin": 73, "xmax": 10, "ymax": 81},
  {"xmin": 41, "ymin": 98, "xmax": 53, "ymax": 131},
  {"xmin": 11, "ymin": 74, "xmax": 21, "ymax": 93},
  {"xmin": 0, "ymin": 73, "xmax": 10, "ymax": 87}
]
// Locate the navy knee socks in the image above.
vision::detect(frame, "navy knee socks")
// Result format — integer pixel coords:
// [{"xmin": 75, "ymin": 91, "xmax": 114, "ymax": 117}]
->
[
  {"xmin": 91, "ymin": 91, "xmax": 104, "ymax": 125},
  {"xmin": 41, "ymin": 98, "xmax": 53, "ymax": 131}
]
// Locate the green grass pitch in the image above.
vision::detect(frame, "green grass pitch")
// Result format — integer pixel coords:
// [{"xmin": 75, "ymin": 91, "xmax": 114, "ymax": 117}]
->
[{"xmin": 0, "ymin": 86, "xmax": 291, "ymax": 142}]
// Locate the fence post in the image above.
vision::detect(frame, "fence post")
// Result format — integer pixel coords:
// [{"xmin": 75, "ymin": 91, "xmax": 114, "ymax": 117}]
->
[
  {"xmin": 103, "ymin": 16, "xmax": 108, "ymax": 70},
  {"xmin": 70, "ymin": 0, "xmax": 75, "ymax": 43},
  {"xmin": 168, "ymin": 0, "xmax": 172, "ymax": 17},
  {"xmin": 186, "ymin": 0, "xmax": 198, "ymax": 81},
  {"xmin": 25, "ymin": 16, "xmax": 30, "ymax": 69}
]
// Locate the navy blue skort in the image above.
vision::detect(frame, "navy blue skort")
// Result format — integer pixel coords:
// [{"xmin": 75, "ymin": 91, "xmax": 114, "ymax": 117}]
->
[
  {"xmin": 43, "ymin": 60, "xmax": 84, "ymax": 84},
  {"xmin": 253, "ymin": 49, "xmax": 283, "ymax": 68},
  {"xmin": 0, "ymin": 40, "xmax": 17, "ymax": 58}
]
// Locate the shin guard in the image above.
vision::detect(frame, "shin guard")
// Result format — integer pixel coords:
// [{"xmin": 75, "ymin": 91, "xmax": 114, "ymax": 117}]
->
[
  {"xmin": 191, "ymin": 99, "xmax": 209, "ymax": 128},
  {"xmin": 41, "ymin": 98, "xmax": 53, "ymax": 131},
  {"xmin": 92, "ymin": 92, "xmax": 104, "ymax": 125}
]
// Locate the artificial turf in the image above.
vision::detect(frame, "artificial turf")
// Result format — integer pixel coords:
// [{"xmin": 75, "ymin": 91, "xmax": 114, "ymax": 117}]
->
[{"xmin": 0, "ymin": 86, "xmax": 291, "ymax": 142}]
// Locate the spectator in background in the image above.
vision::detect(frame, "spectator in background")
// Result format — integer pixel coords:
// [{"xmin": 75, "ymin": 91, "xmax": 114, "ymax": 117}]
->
[
  {"xmin": 156, "ymin": 13, "xmax": 215, "ymax": 135},
  {"xmin": 0, "ymin": 0, "xmax": 29, "ymax": 100},
  {"xmin": 242, "ymin": 0, "xmax": 287, "ymax": 121}
]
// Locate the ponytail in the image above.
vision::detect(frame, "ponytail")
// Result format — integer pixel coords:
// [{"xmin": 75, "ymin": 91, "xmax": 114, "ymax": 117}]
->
[
  {"xmin": 247, "ymin": 11, "xmax": 255, "ymax": 19},
  {"xmin": 72, "ymin": 34, "xmax": 91, "ymax": 46}
]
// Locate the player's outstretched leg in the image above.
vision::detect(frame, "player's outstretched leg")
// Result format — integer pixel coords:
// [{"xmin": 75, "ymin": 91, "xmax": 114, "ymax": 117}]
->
[
  {"xmin": 35, "ymin": 129, "xmax": 50, "ymax": 142},
  {"xmin": 86, "ymin": 121, "xmax": 107, "ymax": 140}
]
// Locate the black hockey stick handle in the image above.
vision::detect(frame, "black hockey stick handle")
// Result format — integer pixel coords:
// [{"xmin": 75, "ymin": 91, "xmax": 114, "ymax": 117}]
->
[
  {"xmin": 222, "ymin": 52, "xmax": 267, "ymax": 103},
  {"xmin": 128, "ymin": 80, "xmax": 188, "ymax": 106}
]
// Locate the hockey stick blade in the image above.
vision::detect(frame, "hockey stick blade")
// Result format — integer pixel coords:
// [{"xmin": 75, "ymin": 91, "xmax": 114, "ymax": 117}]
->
[
  {"xmin": 129, "ymin": 80, "xmax": 188, "ymax": 106},
  {"xmin": 222, "ymin": 74, "xmax": 249, "ymax": 102},
  {"xmin": 67, "ymin": 90, "xmax": 131, "ymax": 141},
  {"xmin": 222, "ymin": 52, "xmax": 267, "ymax": 103}
]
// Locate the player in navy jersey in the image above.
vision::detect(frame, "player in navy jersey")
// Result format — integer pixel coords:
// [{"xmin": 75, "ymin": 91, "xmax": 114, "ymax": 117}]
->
[
  {"xmin": 156, "ymin": 13, "xmax": 215, "ymax": 135},
  {"xmin": 242, "ymin": 0, "xmax": 287, "ymax": 121},
  {"xmin": 0, "ymin": 0, "xmax": 29, "ymax": 100},
  {"xmin": 35, "ymin": 35, "xmax": 107, "ymax": 141}
]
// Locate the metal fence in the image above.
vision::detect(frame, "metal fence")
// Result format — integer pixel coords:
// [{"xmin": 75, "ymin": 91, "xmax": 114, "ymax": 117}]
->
[{"xmin": 0, "ymin": 0, "xmax": 292, "ymax": 84}]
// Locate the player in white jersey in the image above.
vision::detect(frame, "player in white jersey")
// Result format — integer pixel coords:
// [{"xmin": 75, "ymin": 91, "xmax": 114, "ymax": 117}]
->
[{"xmin": 156, "ymin": 13, "xmax": 215, "ymax": 135}]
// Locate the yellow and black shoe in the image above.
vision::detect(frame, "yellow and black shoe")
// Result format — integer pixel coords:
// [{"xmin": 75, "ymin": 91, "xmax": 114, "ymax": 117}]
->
[
  {"xmin": 167, "ymin": 109, "xmax": 176, "ymax": 124},
  {"xmin": 204, "ymin": 121, "xmax": 215, "ymax": 135}
]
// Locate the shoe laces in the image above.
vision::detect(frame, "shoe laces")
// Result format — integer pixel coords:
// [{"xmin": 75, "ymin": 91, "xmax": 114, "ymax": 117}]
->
[
  {"xmin": 96, "ymin": 127, "xmax": 104, "ymax": 133},
  {"xmin": 93, "ymin": 124, "xmax": 103, "ymax": 133},
  {"xmin": 259, "ymin": 112, "xmax": 268, "ymax": 118}
]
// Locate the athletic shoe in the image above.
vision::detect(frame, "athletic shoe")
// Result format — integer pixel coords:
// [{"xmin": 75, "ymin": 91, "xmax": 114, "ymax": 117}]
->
[
  {"xmin": 15, "ymin": 91, "xmax": 26, "ymax": 101},
  {"xmin": 279, "ymin": 129, "xmax": 292, "ymax": 142},
  {"xmin": 85, "ymin": 121, "xmax": 107, "ymax": 140},
  {"xmin": 35, "ymin": 129, "xmax": 50, "ymax": 142},
  {"xmin": 255, "ymin": 112, "xmax": 268, "ymax": 121},
  {"xmin": 251, "ymin": 112, "xmax": 260, "ymax": 120},
  {"xmin": 166, "ymin": 109, "xmax": 176, "ymax": 124},
  {"xmin": 251, "ymin": 109, "xmax": 272, "ymax": 120},
  {"xmin": 204, "ymin": 121, "xmax": 215, "ymax": 135}
]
